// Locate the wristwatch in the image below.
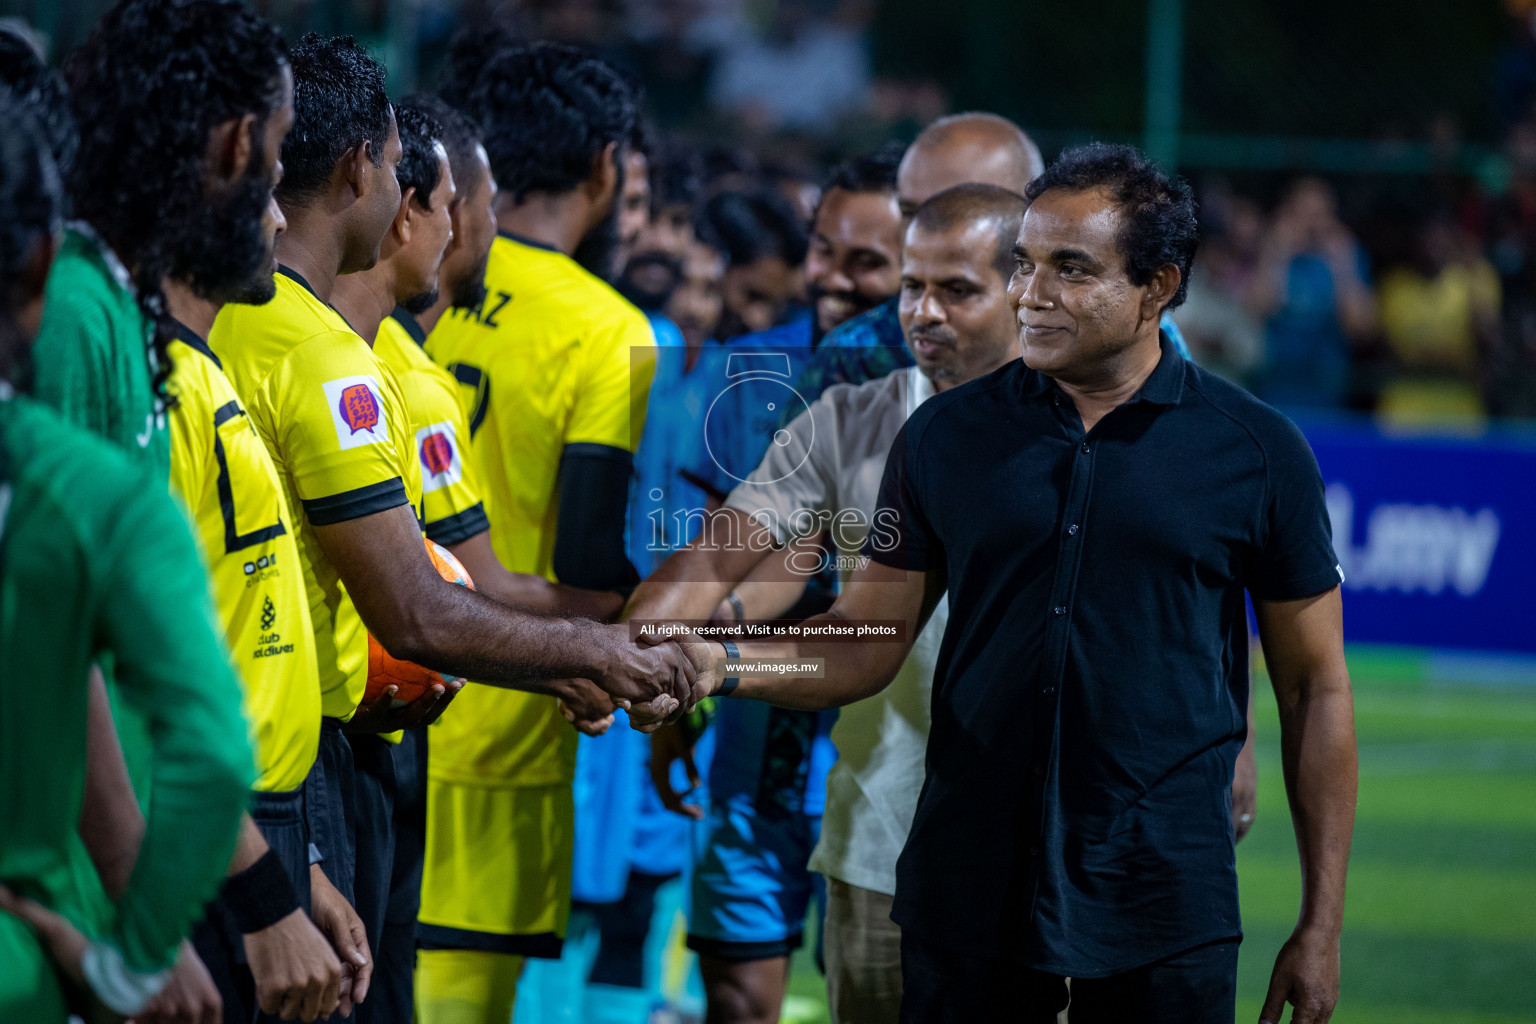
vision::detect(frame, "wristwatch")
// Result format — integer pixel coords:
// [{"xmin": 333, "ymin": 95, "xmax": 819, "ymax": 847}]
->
[{"xmin": 717, "ymin": 638, "xmax": 741, "ymax": 696}]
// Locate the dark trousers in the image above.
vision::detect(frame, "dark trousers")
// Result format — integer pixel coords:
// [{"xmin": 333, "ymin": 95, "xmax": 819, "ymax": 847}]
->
[
  {"xmin": 305, "ymin": 720, "xmax": 357, "ymax": 906},
  {"xmin": 899, "ymin": 934, "xmax": 1240, "ymax": 1024},
  {"xmin": 192, "ymin": 786, "xmax": 311, "ymax": 1024},
  {"xmin": 360, "ymin": 727, "xmax": 426, "ymax": 1024},
  {"xmin": 345, "ymin": 730, "xmax": 397, "ymax": 1024},
  {"xmin": 588, "ymin": 870, "xmax": 677, "ymax": 989}
]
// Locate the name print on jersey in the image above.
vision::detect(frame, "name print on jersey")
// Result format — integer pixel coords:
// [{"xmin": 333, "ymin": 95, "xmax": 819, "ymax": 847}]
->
[
  {"xmin": 322, "ymin": 375, "xmax": 390, "ymax": 451},
  {"xmin": 456, "ymin": 289, "xmax": 512, "ymax": 328}
]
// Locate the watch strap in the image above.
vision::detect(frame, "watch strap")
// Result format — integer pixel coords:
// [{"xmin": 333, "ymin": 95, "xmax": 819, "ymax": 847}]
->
[{"xmin": 718, "ymin": 639, "xmax": 740, "ymax": 696}]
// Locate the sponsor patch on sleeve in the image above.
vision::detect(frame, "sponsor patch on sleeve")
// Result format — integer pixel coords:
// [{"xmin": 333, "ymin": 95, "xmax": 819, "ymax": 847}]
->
[
  {"xmin": 416, "ymin": 420, "xmax": 463, "ymax": 493},
  {"xmin": 322, "ymin": 375, "xmax": 389, "ymax": 450}
]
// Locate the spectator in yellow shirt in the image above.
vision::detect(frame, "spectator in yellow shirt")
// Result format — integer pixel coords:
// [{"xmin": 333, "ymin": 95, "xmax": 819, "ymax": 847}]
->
[{"xmin": 1377, "ymin": 211, "xmax": 1500, "ymax": 424}]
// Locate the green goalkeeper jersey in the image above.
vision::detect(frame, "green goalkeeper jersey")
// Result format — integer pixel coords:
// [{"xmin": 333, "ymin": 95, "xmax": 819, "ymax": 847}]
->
[
  {"xmin": 0, "ymin": 393, "xmax": 252, "ymax": 1019},
  {"xmin": 31, "ymin": 224, "xmax": 168, "ymax": 476}
]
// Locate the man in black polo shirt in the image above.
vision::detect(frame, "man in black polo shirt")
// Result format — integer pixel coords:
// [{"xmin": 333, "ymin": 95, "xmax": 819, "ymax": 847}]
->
[{"xmin": 652, "ymin": 143, "xmax": 1357, "ymax": 1023}]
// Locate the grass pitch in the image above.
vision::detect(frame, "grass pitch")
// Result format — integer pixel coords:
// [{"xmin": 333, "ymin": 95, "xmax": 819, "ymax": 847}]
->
[{"xmin": 786, "ymin": 649, "xmax": 1536, "ymax": 1022}]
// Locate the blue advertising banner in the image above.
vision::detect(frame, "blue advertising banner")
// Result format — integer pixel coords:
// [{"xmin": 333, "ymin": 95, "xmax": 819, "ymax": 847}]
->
[{"xmin": 1300, "ymin": 418, "xmax": 1536, "ymax": 654}]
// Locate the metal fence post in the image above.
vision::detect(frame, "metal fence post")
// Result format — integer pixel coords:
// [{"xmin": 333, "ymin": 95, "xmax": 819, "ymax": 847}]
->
[{"xmin": 1144, "ymin": 0, "xmax": 1184, "ymax": 168}]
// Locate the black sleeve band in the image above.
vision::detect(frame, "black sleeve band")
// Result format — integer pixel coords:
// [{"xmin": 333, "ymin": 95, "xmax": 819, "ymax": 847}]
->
[
  {"xmin": 425, "ymin": 502, "xmax": 491, "ymax": 548},
  {"xmin": 302, "ymin": 478, "xmax": 410, "ymax": 527},
  {"xmin": 221, "ymin": 848, "xmax": 300, "ymax": 934},
  {"xmin": 553, "ymin": 443, "xmax": 640, "ymax": 592}
]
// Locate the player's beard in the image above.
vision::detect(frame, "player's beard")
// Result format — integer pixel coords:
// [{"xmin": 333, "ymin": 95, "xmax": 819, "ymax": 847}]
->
[
  {"xmin": 805, "ymin": 282, "xmax": 883, "ymax": 346},
  {"xmin": 572, "ymin": 155, "xmax": 626, "ymax": 282},
  {"xmin": 0, "ymin": 313, "xmax": 34, "ymax": 395},
  {"xmin": 448, "ymin": 249, "xmax": 489, "ymax": 311},
  {"xmin": 171, "ymin": 163, "xmax": 276, "ymax": 306},
  {"xmin": 401, "ymin": 286, "xmax": 439, "ymax": 316},
  {"xmin": 616, "ymin": 250, "xmax": 682, "ymax": 312},
  {"xmin": 572, "ymin": 205, "xmax": 622, "ymax": 283}
]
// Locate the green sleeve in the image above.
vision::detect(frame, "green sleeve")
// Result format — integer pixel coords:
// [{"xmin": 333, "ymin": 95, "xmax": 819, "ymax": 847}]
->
[{"xmin": 92, "ymin": 477, "xmax": 254, "ymax": 972}]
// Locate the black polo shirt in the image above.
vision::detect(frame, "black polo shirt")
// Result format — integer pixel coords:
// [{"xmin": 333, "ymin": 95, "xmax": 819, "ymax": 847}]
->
[{"xmin": 864, "ymin": 335, "xmax": 1341, "ymax": 975}]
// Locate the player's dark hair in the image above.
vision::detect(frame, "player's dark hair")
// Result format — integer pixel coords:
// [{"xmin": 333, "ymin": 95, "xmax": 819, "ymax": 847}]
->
[
  {"xmin": 278, "ymin": 34, "xmax": 393, "ymax": 206},
  {"xmin": 911, "ymin": 183, "xmax": 1027, "ymax": 279},
  {"xmin": 0, "ymin": 87, "xmax": 65, "ymax": 393},
  {"xmin": 402, "ymin": 93, "xmax": 484, "ymax": 199},
  {"xmin": 395, "ymin": 104, "xmax": 446, "ymax": 212},
  {"xmin": 64, "ymin": 0, "xmax": 288, "ymax": 406},
  {"xmin": 1024, "ymin": 142, "xmax": 1199, "ymax": 310},
  {"xmin": 823, "ymin": 141, "xmax": 904, "ymax": 198},
  {"xmin": 460, "ymin": 41, "xmax": 637, "ymax": 204},
  {"xmin": 811, "ymin": 140, "xmax": 904, "ymax": 230},
  {"xmin": 649, "ymin": 141, "xmax": 702, "ymax": 214},
  {"xmin": 698, "ymin": 190, "xmax": 807, "ymax": 269},
  {"xmin": 0, "ymin": 28, "xmax": 77, "ymax": 185},
  {"xmin": 437, "ymin": 23, "xmax": 522, "ymax": 114}
]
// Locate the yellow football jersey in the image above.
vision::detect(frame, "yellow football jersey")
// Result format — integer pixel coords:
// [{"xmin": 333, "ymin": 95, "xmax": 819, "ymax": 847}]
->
[
  {"xmin": 373, "ymin": 312, "xmax": 489, "ymax": 547},
  {"xmin": 211, "ymin": 268, "xmax": 422, "ymax": 721},
  {"xmin": 167, "ymin": 326, "xmax": 320, "ymax": 792},
  {"xmin": 425, "ymin": 233, "xmax": 656, "ymax": 787}
]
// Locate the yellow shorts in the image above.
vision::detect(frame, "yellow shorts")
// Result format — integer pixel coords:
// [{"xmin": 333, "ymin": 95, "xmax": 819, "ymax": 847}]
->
[{"xmin": 417, "ymin": 778, "xmax": 572, "ymax": 958}]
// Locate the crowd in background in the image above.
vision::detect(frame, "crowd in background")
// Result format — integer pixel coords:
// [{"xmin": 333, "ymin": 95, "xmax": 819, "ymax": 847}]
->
[
  {"xmin": 5, "ymin": 0, "xmax": 1488, "ymax": 425},
  {"xmin": 8, "ymin": 0, "xmax": 1536, "ymax": 425}
]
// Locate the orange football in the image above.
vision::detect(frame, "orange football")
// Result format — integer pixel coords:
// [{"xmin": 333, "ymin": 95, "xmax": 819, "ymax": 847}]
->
[{"xmin": 365, "ymin": 537, "xmax": 475, "ymax": 706}]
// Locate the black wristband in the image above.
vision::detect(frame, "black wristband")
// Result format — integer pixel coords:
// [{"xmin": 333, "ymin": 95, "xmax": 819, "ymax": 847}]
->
[
  {"xmin": 727, "ymin": 592, "xmax": 745, "ymax": 623},
  {"xmin": 221, "ymin": 849, "xmax": 300, "ymax": 934},
  {"xmin": 717, "ymin": 639, "xmax": 740, "ymax": 697}
]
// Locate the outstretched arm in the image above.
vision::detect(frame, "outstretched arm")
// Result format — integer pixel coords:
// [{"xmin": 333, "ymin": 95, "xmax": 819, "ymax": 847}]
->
[
  {"xmin": 315, "ymin": 504, "xmax": 691, "ymax": 713},
  {"xmin": 623, "ymin": 505, "xmax": 780, "ymax": 623},
  {"xmin": 451, "ymin": 529, "xmax": 623, "ymax": 622},
  {"xmin": 666, "ymin": 556, "xmax": 942, "ymax": 712},
  {"xmin": 1253, "ymin": 586, "xmax": 1356, "ymax": 1024}
]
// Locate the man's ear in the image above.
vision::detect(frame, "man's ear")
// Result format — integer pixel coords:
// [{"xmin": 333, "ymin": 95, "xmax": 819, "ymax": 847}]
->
[
  {"xmin": 394, "ymin": 187, "xmax": 418, "ymax": 244},
  {"xmin": 1143, "ymin": 264, "xmax": 1181, "ymax": 323},
  {"xmin": 205, "ymin": 113, "xmax": 259, "ymax": 190},
  {"xmin": 344, "ymin": 141, "xmax": 372, "ymax": 198},
  {"xmin": 585, "ymin": 141, "xmax": 619, "ymax": 208}
]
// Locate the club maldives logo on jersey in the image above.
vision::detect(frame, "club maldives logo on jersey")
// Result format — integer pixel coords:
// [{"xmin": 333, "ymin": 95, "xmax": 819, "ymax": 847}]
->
[
  {"xmin": 416, "ymin": 420, "xmax": 463, "ymax": 493},
  {"xmin": 322, "ymin": 375, "xmax": 390, "ymax": 451}
]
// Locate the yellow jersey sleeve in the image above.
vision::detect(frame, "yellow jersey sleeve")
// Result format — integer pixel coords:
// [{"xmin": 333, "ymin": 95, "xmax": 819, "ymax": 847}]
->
[
  {"xmin": 566, "ymin": 308, "xmax": 656, "ymax": 455},
  {"xmin": 263, "ymin": 329, "xmax": 412, "ymax": 524},
  {"xmin": 375, "ymin": 316, "xmax": 489, "ymax": 547},
  {"xmin": 167, "ymin": 331, "xmax": 321, "ymax": 793}
]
